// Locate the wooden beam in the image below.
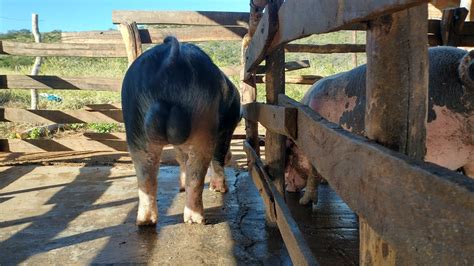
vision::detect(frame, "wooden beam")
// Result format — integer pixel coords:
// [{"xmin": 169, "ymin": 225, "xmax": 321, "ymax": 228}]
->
[
  {"xmin": 0, "ymin": 41, "xmax": 127, "ymax": 57},
  {"xmin": 279, "ymin": 94, "xmax": 474, "ymax": 264},
  {"xmin": 242, "ymin": 102, "xmax": 297, "ymax": 139},
  {"xmin": 0, "ymin": 75, "xmax": 121, "ymax": 91},
  {"xmin": 440, "ymin": 7, "xmax": 468, "ymax": 46},
  {"xmin": 256, "ymin": 60, "xmax": 310, "ymax": 74},
  {"xmin": 0, "ymin": 108, "xmax": 123, "ymax": 124},
  {"xmin": 61, "ymin": 27, "xmax": 247, "ymax": 44},
  {"xmin": 0, "ymin": 138, "xmax": 128, "ymax": 152},
  {"xmin": 285, "ymin": 44, "xmax": 366, "ymax": 54},
  {"xmin": 244, "ymin": 1, "xmax": 281, "ymax": 80},
  {"xmin": 245, "ymin": 0, "xmax": 429, "ymax": 74},
  {"xmin": 255, "ymin": 74, "xmax": 322, "ymax": 85},
  {"xmin": 264, "ymin": 0, "xmax": 286, "ymax": 197},
  {"xmin": 112, "ymin": 10, "xmax": 249, "ymax": 27},
  {"xmin": 363, "ymin": 4, "xmax": 429, "ymax": 263},
  {"xmin": 243, "ymin": 141, "xmax": 319, "ymax": 265},
  {"xmin": 119, "ymin": 22, "xmax": 143, "ymax": 65}
]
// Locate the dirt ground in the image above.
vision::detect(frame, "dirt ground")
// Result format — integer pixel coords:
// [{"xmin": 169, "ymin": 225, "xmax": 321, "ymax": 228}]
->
[{"xmin": 0, "ymin": 152, "xmax": 358, "ymax": 265}]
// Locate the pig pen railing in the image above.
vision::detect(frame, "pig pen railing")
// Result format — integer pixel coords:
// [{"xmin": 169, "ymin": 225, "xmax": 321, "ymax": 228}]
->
[{"xmin": 241, "ymin": 0, "xmax": 474, "ymax": 265}]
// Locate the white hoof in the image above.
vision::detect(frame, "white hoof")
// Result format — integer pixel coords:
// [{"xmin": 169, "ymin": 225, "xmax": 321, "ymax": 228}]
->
[{"xmin": 183, "ymin": 206, "xmax": 205, "ymax": 224}]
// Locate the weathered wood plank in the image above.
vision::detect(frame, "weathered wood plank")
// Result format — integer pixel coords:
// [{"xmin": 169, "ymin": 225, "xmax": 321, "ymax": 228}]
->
[
  {"xmin": 0, "ymin": 138, "xmax": 128, "ymax": 152},
  {"xmin": 245, "ymin": 0, "xmax": 429, "ymax": 74},
  {"xmin": 84, "ymin": 103, "xmax": 122, "ymax": 111},
  {"xmin": 0, "ymin": 41, "xmax": 127, "ymax": 57},
  {"xmin": 363, "ymin": 4, "xmax": 429, "ymax": 263},
  {"xmin": 255, "ymin": 74, "xmax": 322, "ymax": 85},
  {"xmin": 244, "ymin": 1, "xmax": 281, "ymax": 79},
  {"xmin": 0, "ymin": 108, "xmax": 123, "ymax": 124},
  {"xmin": 440, "ymin": 7, "xmax": 468, "ymax": 46},
  {"xmin": 0, "ymin": 75, "xmax": 121, "ymax": 91},
  {"xmin": 112, "ymin": 10, "xmax": 249, "ymax": 27},
  {"xmin": 265, "ymin": 0, "xmax": 287, "ymax": 198},
  {"xmin": 285, "ymin": 44, "xmax": 366, "ymax": 54},
  {"xmin": 119, "ymin": 22, "xmax": 143, "ymax": 65},
  {"xmin": 255, "ymin": 60, "xmax": 310, "ymax": 74},
  {"xmin": 279, "ymin": 94, "xmax": 474, "ymax": 264},
  {"xmin": 242, "ymin": 102, "xmax": 296, "ymax": 139},
  {"xmin": 243, "ymin": 141, "xmax": 319, "ymax": 265},
  {"xmin": 61, "ymin": 27, "xmax": 247, "ymax": 44}
]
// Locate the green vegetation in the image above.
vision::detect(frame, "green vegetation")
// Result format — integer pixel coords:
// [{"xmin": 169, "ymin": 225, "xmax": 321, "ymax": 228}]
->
[{"xmin": 0, "ymin": 29, "xmax": 366, "ymax": 139}]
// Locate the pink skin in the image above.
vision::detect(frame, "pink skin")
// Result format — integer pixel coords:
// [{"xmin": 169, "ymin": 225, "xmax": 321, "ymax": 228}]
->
[{"xmin": 285, "ymin": 97, "xmax": 474, "ymax": 202}]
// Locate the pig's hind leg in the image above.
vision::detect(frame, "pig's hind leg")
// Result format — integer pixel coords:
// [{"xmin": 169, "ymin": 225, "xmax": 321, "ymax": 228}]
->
[
  {"xmin": 208, "ymin": 128, "xmax": 234, "ymax": 193},
  {"xmin": 130, "ymin": 144, "xmax": 163, "ymax": 226},
  {"xmin": 183, "ymin": 135, "xmax": 214, "ymax": 224},
  {"xmin": 299, "ymin": 167, "xmax": 322, "ymax": 206},
  {"xmin": 175, "ymin": 147, "xmax": 188, "ymax": 192}
]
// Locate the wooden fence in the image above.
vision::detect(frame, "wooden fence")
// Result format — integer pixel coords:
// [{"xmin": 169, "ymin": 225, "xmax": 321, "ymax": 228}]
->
[
  {"xmin": 241, "ymin": 1, "xmax": 474, "ymax": 265},
  {"xmin": 0, "ymin": 3, "xmax": 473, "ymax": 265}
]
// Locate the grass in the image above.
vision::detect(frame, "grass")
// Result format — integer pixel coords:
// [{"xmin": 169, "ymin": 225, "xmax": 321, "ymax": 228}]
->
[{"xmin": 0, "ymin": 29, "xmax": 367, "ymax": 139}]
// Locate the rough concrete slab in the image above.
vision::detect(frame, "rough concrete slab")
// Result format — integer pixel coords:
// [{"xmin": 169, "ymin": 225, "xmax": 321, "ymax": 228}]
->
[{"xmin": 0, "ymin": 163, "xmax": 358, "ymax": 265}]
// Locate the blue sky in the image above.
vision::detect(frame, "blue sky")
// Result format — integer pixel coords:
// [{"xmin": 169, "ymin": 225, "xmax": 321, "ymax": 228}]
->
[{"xmin": 0, "ymin": 0, "xmax": 250, "ymax": 33}]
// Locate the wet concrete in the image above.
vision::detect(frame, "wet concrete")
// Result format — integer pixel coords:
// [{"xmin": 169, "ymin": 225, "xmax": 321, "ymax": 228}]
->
[{"xmin": 0, "ymin": 163, "xmax": 358, "ymax": 265}]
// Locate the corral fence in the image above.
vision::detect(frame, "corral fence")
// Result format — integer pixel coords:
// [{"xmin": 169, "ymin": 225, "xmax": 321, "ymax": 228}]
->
[
  {"xmin": 240, "ymin": 0, "xmax": 474, "ymax": 265},
  {"xmin": 0, "ymin": 2, "xmax": 473, "ymax": 265},
  {"xmin": 0, "ymin": 5, "xmax": 473, "ymax": 153}
]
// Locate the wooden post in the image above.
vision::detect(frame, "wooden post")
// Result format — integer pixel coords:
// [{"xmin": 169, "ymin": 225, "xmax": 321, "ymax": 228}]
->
[
  {"xmin": 265, "ymin": 0, "xmax": 286, "ymax": 197},
  {"xmin": 119, "ymin": 22, "xmax": 142, "ymax": 65},
  {"xmin": 440, "ymin": 7, "xmax": 468, "ymax": 46},
  {"xmin": 362, "ymin": 4, "xmax": 428, "ymax": 264},
  {"xmin": 30, "ymin": 13, "xmax": 41, "ymax": 110},
  {"xmin": 241, "ymin": 0, "xmax": 267, "ymax": 156},
  {"xmin": 352, "ymin": 31, "xmax": 358, "ymax": 67}
]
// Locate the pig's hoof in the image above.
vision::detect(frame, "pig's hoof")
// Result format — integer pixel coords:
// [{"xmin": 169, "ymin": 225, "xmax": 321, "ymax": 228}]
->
[
  {"xmin": 209, "ymin": 179, "xmax": 227, "ymax": 193},
  {"xmin": 183, "ymin": 206, "xmax": 205, "ymax": 224},
  {"xmin": 299, "ymin": 191, "xmax": 317, "ymax": 206},
  {"xmin": 136, "ymin": 207, "xmax": 158, "ymax": 226}
]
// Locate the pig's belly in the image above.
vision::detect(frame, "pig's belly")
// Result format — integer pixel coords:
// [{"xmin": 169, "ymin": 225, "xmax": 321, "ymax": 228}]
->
[{"xmin": 425, "ymin": 106, "xmax": 473, "ymax": 170}]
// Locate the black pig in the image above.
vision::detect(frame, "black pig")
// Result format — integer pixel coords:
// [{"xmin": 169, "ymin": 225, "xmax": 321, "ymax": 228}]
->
[{"xmin": 122, "ymin": 36, "xmax": 241, "ymax": 225}]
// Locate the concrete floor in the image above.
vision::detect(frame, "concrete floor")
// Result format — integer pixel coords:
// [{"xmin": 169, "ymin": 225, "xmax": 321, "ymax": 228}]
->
[{"xmin": 0, "ymin": 161, "xmax": 358, "ymax": 265}]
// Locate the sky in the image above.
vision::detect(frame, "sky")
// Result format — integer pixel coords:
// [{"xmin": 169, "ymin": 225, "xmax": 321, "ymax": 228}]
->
[{"xmin": 0, "ymin": 0, "xmax": 250, "ymax": 33}]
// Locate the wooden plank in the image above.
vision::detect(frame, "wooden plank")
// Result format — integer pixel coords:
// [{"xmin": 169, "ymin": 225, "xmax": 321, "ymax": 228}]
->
[
  {"xmin": 0, "ymin": 138, "xmax": 127, "ymax": 152},
  {"xmin": 285, "ymin": 44, "xmax": 366, "ymax": 54},
  {"xmin": 119, "ymin": 22, "xmax": 143, "ymax": 65},
  {"xmin": 243, "ymin": 141, "xmax": 319, "ymax": 265},
  {"xmin": 0, "ymin": 108, "xmax": 123, "ymax": 124},
  {"xmin": 256, "ymin": 60, "xmax": 310, "ymax": 74},
  {"xmin": 365, "ymin": 5, "xmax": 428, "ymax": 160},
  {"xmin": 84, "ymin": 103, "xmax": 121, "ymax": 111},
  {"xmin": 61, "ymin": 27, "xmax": 246, "ymax": 44},
  {"xmin": 82, "ymin": 132, "xmax": 126, "ymax": 140},
  {"xmin": 245, "ymin": 0, "xmax": 429, "ymax": 74},
  {"xmin": 279, "ymin": 94, "xmax": 474, "ymax": 264},
  {"xmin": 359, "ymin": 218, "xmax": 396, "ymax": 265},
  {"xmin": 30, "ymin": 13, "xmax": 41, "ymax": 110},
  {"xmin": 242, "ymin": 102, "xmax": 296, "ymax": 139},
  {"xmin": 244, "ymin": 1, "xmax": 281, "ymax": 80},
  {"xmin": 440, "ymin": 7, "xmax": 468, "ymax": 46},
  {"xmin": 0, "ymin": 75, "xmax": 121, "ymax": 91},
  {"xmin": 363, "ymin": 4, "xmax": 429, "ymax": 263},
  {"xmin": 0, "ymin": 41, "xmax": 127, "ymax": 57},
  {"xmin": 112, "ymin": 10, "xmax": 249, "ymax": 27},
  {"xmin": 265, "ymin": 0, "xmax": 286, "ymax": 198},
  {"xmin": 255, "ymin": 74, "xmax": 322, "ymax": 85}
]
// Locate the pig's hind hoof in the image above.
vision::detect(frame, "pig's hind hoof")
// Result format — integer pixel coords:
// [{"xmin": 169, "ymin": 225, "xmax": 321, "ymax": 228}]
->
[
  {"xmin": 136, "ymin": 212, "xmax": 158, "ymax": 226},
  {"xmin": 299, "ymin": 191, "xmax": 318, "ymax": 206},
  {"xmin": 209, "ymin": 180, "xmax": 227, "ymax": 193},
  {"xmin": 183, "ymin": 206, "xmax": 205, "ymax": 224}
]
